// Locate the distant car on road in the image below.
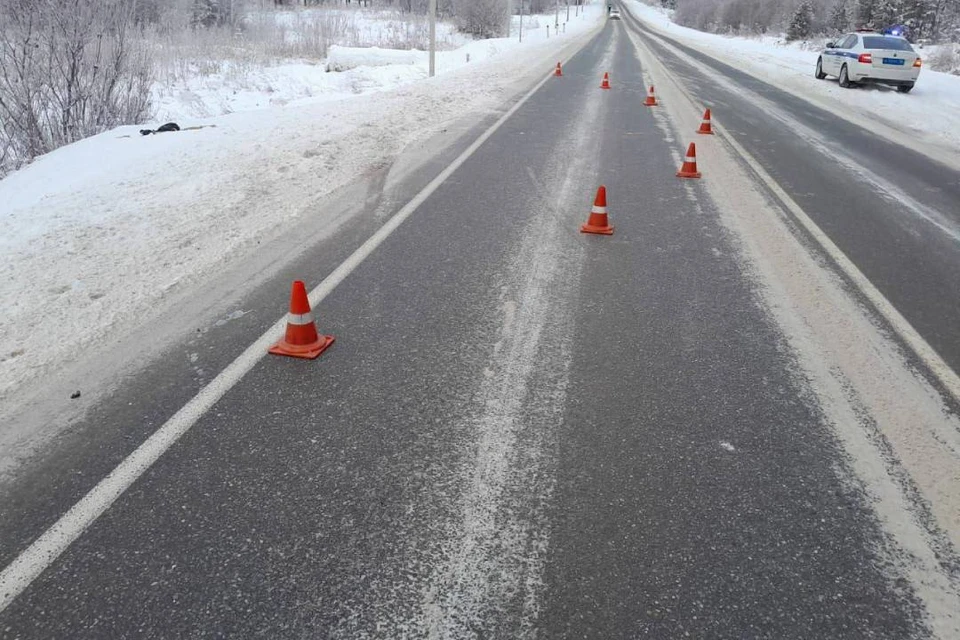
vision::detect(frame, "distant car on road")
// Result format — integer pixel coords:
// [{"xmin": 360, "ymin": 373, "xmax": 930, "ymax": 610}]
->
[
  {"xmin": 816, "ymin": 31, "xmax": 921, "ymax": 93},
  {"xmin": 609, "ymin": 8, "xmax": 621, "ymax": 19}
]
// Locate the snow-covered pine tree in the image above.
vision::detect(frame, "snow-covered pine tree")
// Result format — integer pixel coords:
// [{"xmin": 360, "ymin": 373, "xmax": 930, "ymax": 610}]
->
[
  {"xmin": 830, "ymin": 1, "xmax": 851, "ymax": 31},
  {"xmin": 192, "ymin": 0, "xmax": 217, "ymax": 27},
  {"xmin": 900, "ymin": 0, "xmax": 936, "ymax": 39},
  {"xmin": 921, "ymin": 0, "xmax": 944, "ymax": 39},
  {"xmin": 787, "ymin": 1, "xmax": 815, "ymax": 39},
  {"xmin": 872, "ymin": 0, "xmax": 904, "ymax": 29},
  {"xmin": 192, "ymin": 0, "xmax": 243, "ymax": 28},
  {"xmin": 942, "ymin": 0, "xmax": 960, "ymax": 41},
  {"xmin": 857, "ymin": 0, "xmax": 876, "ymax": 26}
]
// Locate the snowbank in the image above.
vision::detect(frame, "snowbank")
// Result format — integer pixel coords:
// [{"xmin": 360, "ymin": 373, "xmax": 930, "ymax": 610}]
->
[
  {"xmin": 326, "ymin": 45, "xmax": 423, "ymax": 71},
  {"xmin": 152, "ymin": 60, "xmax": 428, "ymax": 120},
  {"xmin": 0, "ymin": 3, "xmax": 605, "ymax": 409},
  {"xmin": 925, "ymin": 43, "xmax": 960, "ymax": 75},
  {"xmin": 625, "ymin": 1, "xmax": 960, "ymax": 157}
]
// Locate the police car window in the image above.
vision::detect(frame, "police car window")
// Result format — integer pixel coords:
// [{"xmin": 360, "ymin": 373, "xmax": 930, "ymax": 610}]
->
[
  {"xmin": 862, "ymin": 36, "xmax": 914, "ymax": 51},
  {"xmin": 839, "ymin": 35, "xmax": 857, "ymax": 48}
]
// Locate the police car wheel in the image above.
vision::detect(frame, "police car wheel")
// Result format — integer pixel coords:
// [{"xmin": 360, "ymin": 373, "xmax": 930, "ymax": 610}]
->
[
  {"xmin": 815, "ymin": 57, "xmax": 827, "ymax": 80},
  {"xmin": 839, "ymin": 64, "xmax": 854, "ymax": 88}
]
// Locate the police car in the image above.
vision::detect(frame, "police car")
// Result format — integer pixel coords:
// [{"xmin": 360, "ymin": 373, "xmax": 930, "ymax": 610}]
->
[
  {"xmin": 815, "ymin": 30, "xmax": 922, "ymax": 93},
  {"xmin": 609, "ymin": 8, "xmax": 621, "ymax": 19}
]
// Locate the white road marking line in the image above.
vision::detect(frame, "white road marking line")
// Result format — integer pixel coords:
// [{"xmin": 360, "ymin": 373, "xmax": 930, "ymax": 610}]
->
[
  {"xmin": 646, "ymin": 28, "xmax": 960, "ymax": 245},
  {"xmin": 0, "ymin": 64, "xmax": 564, "ymax": 614},
  {"xmin": 717, "ymin": 126, "xmax": 960, "ymax": 403},
  {"xmin": 622, "ymin": 9, "xmax": 960, "ymax": 406},
  {"xmin": 624, "ymin": 15, "xmax": 960, "ymax": 635}
]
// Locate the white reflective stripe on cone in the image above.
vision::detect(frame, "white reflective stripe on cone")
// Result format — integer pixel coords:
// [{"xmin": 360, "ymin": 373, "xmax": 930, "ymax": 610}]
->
[
  {"xmin": 287, "ymin": 312, "xmax": 314, "ymax": 326},
  {"xmin": 701, "ymin": 119, "xmax": 710, "ymax": 124},
  {"xmin": 592, "ymin": 206, "xmax": 607, "ymax": 214},
  {"xmin": 685, "ymin": 156, "xmax": 696, "ymax": 163}
]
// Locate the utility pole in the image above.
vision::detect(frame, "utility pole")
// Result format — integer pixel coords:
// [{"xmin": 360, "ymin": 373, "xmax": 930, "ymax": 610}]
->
[
  {"xmin": 506, "ymin": 0, "xmax": 512, "ymax": 38},
  {"xmin": 566, "ymin": 0, "xmax": 570, "ymax": 22},
  {"xmin": 555, "ymin": 0, "xmax": 560, "ymax": 30},
  {"xmin": 429, "ymin": 0, "xmax": 436, "ymax": 77},
  {"xmin": 519, "ymin": 0, "xmax": 524, "ymax": 42}
]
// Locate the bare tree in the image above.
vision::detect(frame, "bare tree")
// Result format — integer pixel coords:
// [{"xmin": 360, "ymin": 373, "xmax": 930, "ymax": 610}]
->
[
  {"xmin": 0, "ymin": 0, "xmax": 154, "ymax": 174},
  {"xmin": 453, "ymin": 0, "xmax": 508, "ymax": 36}
]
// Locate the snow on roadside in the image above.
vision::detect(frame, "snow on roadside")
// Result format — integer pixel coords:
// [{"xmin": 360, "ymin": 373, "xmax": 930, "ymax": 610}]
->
[
  {"xmin": 152, "ymin": 16, "xmax": 583, "ymax": 122},
  {"xmin": 152, "ymin": 59, "xmax": 427, "ymax": 120},
  {"xmin": 0, "ymin": 4, "xmax": 604, "ymax": 407},
  {"xmin": 625, "ymin": 1, "xmax": 960, "ymax": 155},
  {"xmin": 151, "ymin": 10, "xmax": 469, "ymax": 121}
]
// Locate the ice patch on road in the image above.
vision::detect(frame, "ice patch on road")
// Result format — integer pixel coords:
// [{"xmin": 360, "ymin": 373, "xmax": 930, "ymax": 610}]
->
[
  {"xmin": 419, "ymin": 54, "xmax": 608, "ymax": 640},
  {"xmin": 212, "ymin": 309, "xmax": 252, "ymax": 328}
]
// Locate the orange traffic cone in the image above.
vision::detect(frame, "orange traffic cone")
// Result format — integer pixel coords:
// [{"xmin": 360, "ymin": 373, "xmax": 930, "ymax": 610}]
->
[
  {"xmin": 644, "ymin": 85, "xmax": 658, "ymax": 106},
  {"xmin": 581, "ymin": 186, "xmax": 614, "ymax": 235},
  {"xmin": 600, "ymin": 72, "xmax": 611, "ymax": 89},
  {"xmin": 676, "ymin": 143, "xmax": 701, "ymax": 179},
  {"xmin": 269, "ymin": 280, "xmax": 335, "ymax": 359},
  {"xmin": 697, "ymin": 108, "xmax": 714, "ymax": 135},
  {"xmin": 555, "ymin": 62, "xmax": 563, "ymax": 77}
]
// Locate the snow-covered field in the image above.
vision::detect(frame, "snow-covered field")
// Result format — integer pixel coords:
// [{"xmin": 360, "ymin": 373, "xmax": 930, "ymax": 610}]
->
[
  {"xmin": 152, "ymin": 27, "xmax": 558, "ymax": 121},
  {"xmin": 151, "ymin": 8, "xmax": 470, "ymax": 120},
  {"xmin": 148, "ymin": 9, "xmax": 572, "ymax": 122},
  {"xmin": 0, "ymin": 4, "xmax": 604, "ymax": 415},
  {"xmin": 626, "ymin": 1, "xmax": 960, "ymax": 160}
]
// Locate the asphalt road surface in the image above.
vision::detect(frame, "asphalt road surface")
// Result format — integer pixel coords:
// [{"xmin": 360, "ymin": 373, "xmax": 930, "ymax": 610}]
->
[
  {"xmin": 619, "ymin": 6, "xmax": 960, "ymax": 376},
  {"xmin": 1, "ymin": 6, "xmax": 959, "ymax": 639}
]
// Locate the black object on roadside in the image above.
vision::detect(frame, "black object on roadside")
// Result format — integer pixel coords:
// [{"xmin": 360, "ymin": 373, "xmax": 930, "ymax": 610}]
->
[{"xmin": 140, "ymin": 122, "xmax": 181, "ymax": 136}]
